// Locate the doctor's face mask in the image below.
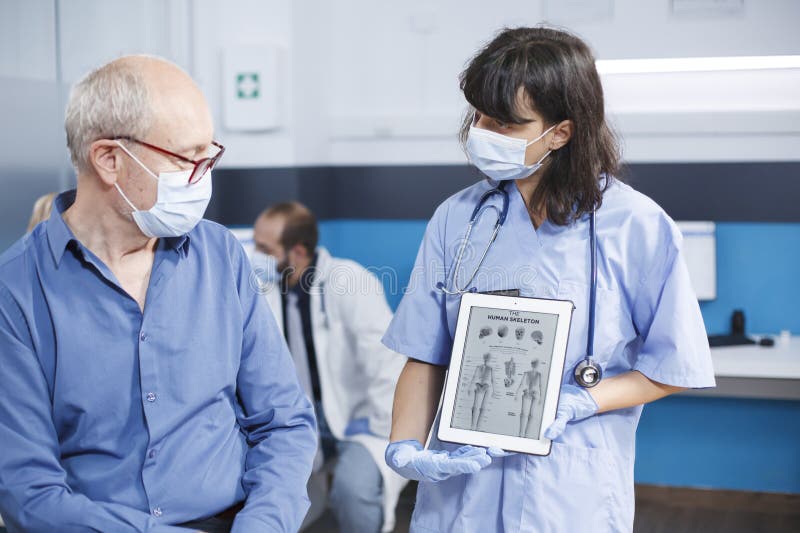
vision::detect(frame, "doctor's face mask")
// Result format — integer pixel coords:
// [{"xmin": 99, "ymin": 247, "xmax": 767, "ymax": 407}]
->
[
  {"xmin": 465, "ymin": 113, "xmax": 556, "ymax": 182},
  {"xmin": 251, "ymin": 251, "xmax": 281, "ymax": 285}
]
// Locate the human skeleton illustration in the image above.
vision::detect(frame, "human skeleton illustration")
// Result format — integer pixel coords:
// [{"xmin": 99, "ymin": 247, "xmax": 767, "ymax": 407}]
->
[
  {"xmin": 503, "ymin": 357, "xmax": 516, "ymax": 387},
  {"xmin": 515, "ymin": 359, "xmax": 543, "ymax": 438},
  {"xmin": 468, "ymin": 352, "xmax": 495, "ymax": 430}
]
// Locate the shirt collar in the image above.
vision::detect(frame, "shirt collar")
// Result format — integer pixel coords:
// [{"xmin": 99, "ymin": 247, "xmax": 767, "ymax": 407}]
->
[
  {"xmin": 46, "ymin": 189, "xmax": 190, "ymax": 266},
  {"xmin": 164, "ymin": 232, "xmax": 191, "ymax": 256},
  {"xmin": 46, "ymin": 190, "xmax": 78, "ymax": 266}
]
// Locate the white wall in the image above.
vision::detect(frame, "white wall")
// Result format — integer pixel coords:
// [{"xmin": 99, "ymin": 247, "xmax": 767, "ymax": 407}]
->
[
  {"xmin": 303, "ymin": 0, "xmax": 800, "ymax": 165},
  {"xmin": 1, "ymin": 0, "xmax": 799, "ymax": 173},
  {"xmin": 0, "ymin": 0, "xmax": 56, "ymax": 81},
  {"xmin": 191, "ymin": 0, "xmax": 800, "ymax": 166},
  {"xmin": 0, "ymin": 0, "xmax": 193, "ymax": 173},
  {"xmin": 58, "ymin": 1, "xmax": 189, "ymax": 83}
]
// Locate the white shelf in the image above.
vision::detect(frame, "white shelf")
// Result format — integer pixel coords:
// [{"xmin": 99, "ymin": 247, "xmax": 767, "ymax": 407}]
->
[{"xmin": 711, "ymin": 337, "xmax": 800, "ymax": 380}]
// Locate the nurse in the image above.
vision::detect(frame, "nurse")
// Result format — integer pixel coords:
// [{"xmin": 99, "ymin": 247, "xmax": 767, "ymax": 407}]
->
[{"xmin": 382, "ymin": 27, "xmax": 715, "ymax": 533}]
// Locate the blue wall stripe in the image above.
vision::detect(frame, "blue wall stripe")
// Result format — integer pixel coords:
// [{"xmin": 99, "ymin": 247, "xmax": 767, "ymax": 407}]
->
[
  {"xmin": 700, "ymin": 223, "xmax": 800, "ymax": 336},
  {"xmin": 318, "ymin": 220, "xmax": 427, "ymax": 310},
  {"xmin": 316, "ymin": 219, "xmax": 800, "ymax": 494},
  {"xmin": 635, "ymin": 396, "xmax": 800, "ymax": 493},
  {"xmin": 320, "ymin": 220, "xmax": 800, "ymax": 336}
]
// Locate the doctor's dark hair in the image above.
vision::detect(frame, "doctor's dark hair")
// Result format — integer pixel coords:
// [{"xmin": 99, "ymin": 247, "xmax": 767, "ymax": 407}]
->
[
  {"xmin": 260, "ymin": 201, "xmax": 319, "ymax": 255},
  {"xmin": 459, "ymin": 26, "xmax": 621, "ymax": 226}
]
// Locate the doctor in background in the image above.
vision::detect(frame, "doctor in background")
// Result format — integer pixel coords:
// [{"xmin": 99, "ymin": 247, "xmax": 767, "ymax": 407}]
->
[{"xmin": 251, "ymin": 202, "xmax": 407, "ymax": 533}]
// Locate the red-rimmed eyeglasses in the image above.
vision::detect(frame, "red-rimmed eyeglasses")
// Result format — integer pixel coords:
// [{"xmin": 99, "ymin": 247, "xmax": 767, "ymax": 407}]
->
[{"xmin": 113, "ymin": 136, "xmax": 225, "ymax": 184}]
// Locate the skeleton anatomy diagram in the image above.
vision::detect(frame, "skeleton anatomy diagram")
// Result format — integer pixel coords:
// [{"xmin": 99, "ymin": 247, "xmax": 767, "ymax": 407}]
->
[
  {"xmin": 450, "ymin": 306, "xmax": 558, "ymax": 439},
  {"xmin": 515, "ymin": 359, "xmax": 543, "ymax": 438},
  {"xmin": 468, "ymin": 353, "xmax": 495, "ymax": 430}
]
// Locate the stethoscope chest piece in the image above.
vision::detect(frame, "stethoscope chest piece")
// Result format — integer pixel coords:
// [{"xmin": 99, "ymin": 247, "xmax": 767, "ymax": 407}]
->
[
  {"xmin": 574, "ymin": 357, "xmax": 602, "ymax": 388},
  {"xmin": 571, "ymin": 209, "xmax": 602, "ymax": 389}
]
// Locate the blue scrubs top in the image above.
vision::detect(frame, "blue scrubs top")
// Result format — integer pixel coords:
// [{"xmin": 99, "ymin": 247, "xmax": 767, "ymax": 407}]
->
[{"xmin": 383, "ymin": 178, "xmax": 715, "ymax": 533}]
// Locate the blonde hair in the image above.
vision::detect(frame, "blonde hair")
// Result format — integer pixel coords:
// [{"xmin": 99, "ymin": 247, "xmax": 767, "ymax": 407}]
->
[{"xmin": 27, "ymin": 192, "xmax": 56, "ymax": 232}]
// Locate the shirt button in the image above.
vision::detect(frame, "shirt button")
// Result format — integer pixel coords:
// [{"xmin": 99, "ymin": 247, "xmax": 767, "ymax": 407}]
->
[
  {"xmin": 146, "ymin": 392, "xmax": 157, "ymax": 402},
  {"xmin": 148, "ymin": 449, "xmax": 158, "ymax": 459},
  {"xmin": 140, "ymin": 331, "xmax": 148, "ymax": 342},
  {"xmin": 152, "ymin": 507, "xmax": 162, "ymax": 517}
]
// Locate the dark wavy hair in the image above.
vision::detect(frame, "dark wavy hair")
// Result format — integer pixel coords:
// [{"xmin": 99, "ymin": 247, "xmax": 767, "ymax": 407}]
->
[{"xmin": 459, "ymin": 26, "xmax": 621, "ymax": 226}]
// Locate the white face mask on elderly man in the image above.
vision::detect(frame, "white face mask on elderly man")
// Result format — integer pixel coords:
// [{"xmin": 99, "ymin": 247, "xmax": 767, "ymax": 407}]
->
[{"xmin": 114, "ymin": 140, "xmax": 213, "ymax": 238}]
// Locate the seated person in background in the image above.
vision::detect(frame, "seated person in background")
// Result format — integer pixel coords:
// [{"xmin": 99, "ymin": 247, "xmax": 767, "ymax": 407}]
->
[
  {"xmin": 252, "ymin": 202, "xmax": 407, "ymax": 533},
  {"xmin": 26, "ymin": 192, "xmax": 55, "ymax": 232},
  {"xmin": 0, "ymin": 55, "xmax": 316, "ymax": 533}
]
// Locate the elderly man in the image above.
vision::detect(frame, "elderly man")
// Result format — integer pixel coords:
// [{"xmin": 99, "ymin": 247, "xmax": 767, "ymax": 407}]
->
[
  {"xmin": 251, "ymin": 202, "xmax": 407, "ymax": 533},
  {"xmin": 0, "ymin": 56, "xmax": 316, "ymax": 532}
]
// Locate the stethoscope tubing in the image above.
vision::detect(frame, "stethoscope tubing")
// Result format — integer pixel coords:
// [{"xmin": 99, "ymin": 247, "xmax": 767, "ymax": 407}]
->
[{"xmin": 438, "ymin": 182, "xmax": 600, "ymax": 386}]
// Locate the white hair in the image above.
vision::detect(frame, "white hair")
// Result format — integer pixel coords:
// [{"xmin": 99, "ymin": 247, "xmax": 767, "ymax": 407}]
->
[{"xmin": 64, "ymin": 55, "xmax": 157, "ymax": 172}]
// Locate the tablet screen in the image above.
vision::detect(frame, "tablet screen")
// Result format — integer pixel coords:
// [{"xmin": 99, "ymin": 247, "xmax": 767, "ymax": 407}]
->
[{"xmin": 449, "ymin": 306, "xmax": 559, "ymax": 439}]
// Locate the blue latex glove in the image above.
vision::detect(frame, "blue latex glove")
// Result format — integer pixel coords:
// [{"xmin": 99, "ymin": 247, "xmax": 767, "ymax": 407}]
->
[
  {"xmin": 344, "ymin": 417, "xmax": 373, "ymax": 437},
  {"xmin": 385, "ymin": 440, "xmax": 492, "ymax": 482},
  {"xmin": 544, "ymin": 384, "xmax": 599, "ymax": 440},
  {"xmin": 487, "ymin": 447, "xmax": 515, "ymax": 458}
]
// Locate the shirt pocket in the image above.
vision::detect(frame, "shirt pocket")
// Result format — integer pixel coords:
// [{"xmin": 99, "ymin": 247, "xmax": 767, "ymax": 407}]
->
[
  {"xmin": 557, "ymin": 280, "xmax": 637, "ymax": 376},
  {"xmin": 523, "ymin": 441, "xmax": 622, "ymax": 533}
]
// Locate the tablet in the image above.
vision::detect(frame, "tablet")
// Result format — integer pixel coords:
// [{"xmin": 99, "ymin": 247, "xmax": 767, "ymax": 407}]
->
[{"xmin": 438, "ymin": 292, "xmax": 574, "ymax": 455}]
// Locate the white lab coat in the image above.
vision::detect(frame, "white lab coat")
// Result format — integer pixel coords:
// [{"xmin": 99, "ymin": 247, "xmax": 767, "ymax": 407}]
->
[{"xmin": 263, "ymin": 247, "xmax": 407, "ymax": 532}]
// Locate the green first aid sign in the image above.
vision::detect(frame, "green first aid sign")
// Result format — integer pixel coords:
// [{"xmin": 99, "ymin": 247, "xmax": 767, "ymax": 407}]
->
[{"xmin": 236, "ymin": 72, "xmax": 260, "ymax": 99}]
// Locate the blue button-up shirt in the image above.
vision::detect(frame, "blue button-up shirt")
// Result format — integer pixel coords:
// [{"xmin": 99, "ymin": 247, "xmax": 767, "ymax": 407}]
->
[{"xmin": 0, "ymin": 191, "xmax": 317, "ymax": 532}]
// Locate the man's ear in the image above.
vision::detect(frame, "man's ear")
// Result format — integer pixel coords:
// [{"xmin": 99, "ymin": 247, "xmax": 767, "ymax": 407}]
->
[
  {"xmin": 549, "ymin": 119, "xmax": 574, "ymax": 150},
  {"xmin": 88, "ymin": 139, "xmax": 125, "ymax": 186}
]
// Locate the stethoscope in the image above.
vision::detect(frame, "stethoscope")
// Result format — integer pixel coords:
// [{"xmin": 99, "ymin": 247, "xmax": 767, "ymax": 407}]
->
[
  {"xmin": 435, "ymin": 182, "xmax": 603, "ymax": 388},
  {"xmin": 435, "ymin": 183, "xmax": 511, "ymax": 296}
]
